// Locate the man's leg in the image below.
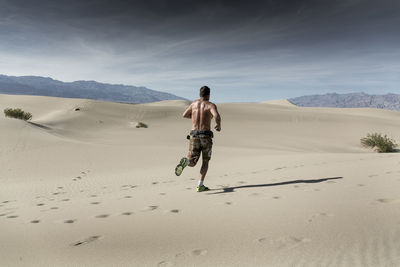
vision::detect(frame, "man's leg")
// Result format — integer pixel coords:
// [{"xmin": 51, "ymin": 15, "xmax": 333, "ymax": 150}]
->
[
  {"xmin": 197, "ymin": 159, "xmax": 210, "ymax": 192},
  {"xmin": 175, "ymin": 138, "xmax": 200, "ymax": 176},
  {"xmin": 197, "ymin": 137, "xmax": 212, "ymax": 192},
  {"xmin": 199, "ymin": 159, "xmax": 209, "ymax": 182}
]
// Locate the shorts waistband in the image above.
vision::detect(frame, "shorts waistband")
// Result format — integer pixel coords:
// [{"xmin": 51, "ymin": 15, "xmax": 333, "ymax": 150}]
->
[{"xmin": 190, "ymin": 130, "xmax": 214, "ymax": 138}]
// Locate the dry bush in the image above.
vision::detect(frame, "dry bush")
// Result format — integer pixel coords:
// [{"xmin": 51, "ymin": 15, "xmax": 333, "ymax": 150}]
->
[
  {"xmin": 360, "ymin": 133, "xmax": 397, "ymax": 153},
  {"xmin": 135, "ymin": 122, "xmax": 148, "ymax": 128},
  {"xmin": 4, "ymin": 108, "xmax": 32, "ymax": 121}
]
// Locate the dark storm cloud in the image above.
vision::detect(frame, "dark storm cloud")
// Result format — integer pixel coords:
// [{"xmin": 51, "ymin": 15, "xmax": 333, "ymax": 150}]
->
[
  {"xmin": 5, "ymin": 0, "xmax": 394, "ymax": 46},
  {"xmin": 1, "ymin": 0, "xmax": 400, "ymax": 101}
]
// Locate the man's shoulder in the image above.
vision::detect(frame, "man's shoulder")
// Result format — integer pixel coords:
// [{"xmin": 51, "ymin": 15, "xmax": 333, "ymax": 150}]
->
[{"xmin": 208, "ymin": 101, "xmax": 217, "ymax": 108}]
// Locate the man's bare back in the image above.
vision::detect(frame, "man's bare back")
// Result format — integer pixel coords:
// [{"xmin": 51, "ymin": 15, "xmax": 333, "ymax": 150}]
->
[{"xmin": 183, "ymin": 99, "xmax": 221, "ymax": 132}]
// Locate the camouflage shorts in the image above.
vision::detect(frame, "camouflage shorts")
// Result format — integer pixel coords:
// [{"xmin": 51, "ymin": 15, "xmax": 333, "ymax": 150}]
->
[{"xmin": 188, "ymin": 136, "xmax": 213, "ymax": 164}]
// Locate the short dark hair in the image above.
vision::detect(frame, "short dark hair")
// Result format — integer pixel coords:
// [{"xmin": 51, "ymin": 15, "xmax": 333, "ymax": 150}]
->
[{"xmin": 200, "ymin": 86, "xmax": 210, "ymax": 97}]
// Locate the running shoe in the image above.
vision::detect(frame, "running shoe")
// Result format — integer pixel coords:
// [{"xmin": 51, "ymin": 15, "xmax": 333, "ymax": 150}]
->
[
  {"xmin": 175, "ymin": 157, "xmax": 189, "ymax": 176},
  {"xmin": 196, "ymin": 185, "xmax": 210, "ymax": 192}
]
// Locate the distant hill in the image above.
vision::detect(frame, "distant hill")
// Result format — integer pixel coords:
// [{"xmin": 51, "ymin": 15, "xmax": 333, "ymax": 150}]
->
[
  {"xmin": 289, "ymin": 92, "xmax": 400, "ymax": 111},
  {"xmin": 0, "ymin": 74, "xmax": 187, "ymax": 103}
]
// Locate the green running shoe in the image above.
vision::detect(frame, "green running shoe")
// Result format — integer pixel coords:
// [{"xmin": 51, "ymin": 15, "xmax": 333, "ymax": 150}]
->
[
  {"xmin": 196, "ymin": 185, "xmax": 210, "ymax": 192},
  {"xmin": 175, "ymin": 157, "xmax": 189, "ymax": 176}
]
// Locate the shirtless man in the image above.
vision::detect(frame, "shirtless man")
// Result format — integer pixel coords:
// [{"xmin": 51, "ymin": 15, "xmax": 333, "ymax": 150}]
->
[{"xmin": 174, "ymin": 86, "xmax": 221, "ymax": 192}]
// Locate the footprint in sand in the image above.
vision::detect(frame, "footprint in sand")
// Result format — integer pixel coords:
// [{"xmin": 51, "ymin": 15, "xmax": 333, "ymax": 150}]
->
[
  {"xmin": 143, "ymin": 206, "xmax": 158, "ymax": 211},
  {"xmin": 121, "ymin": 185, "xmax": 137, "ymax": 190},
  {"xmin": 225, "ymin": 202, "xmax": 232, "ymax": 205},
  {"xmin": 90, "ymin": 195, "xmax": 97, "ymax": 198},
  {"xmin": 273, "ymin": 196, "xmax": 281, "ymax": 199},
  {"xmin": 170, "ymin": 209, "xmax": 180, "ymax": 213},
  {"xmin": 160, "ymin": 193, "xmax": 166, "ymax": 195},
  {"xmin": 257, "ymin": 237, "xmax": 268, "ymax": 243},
  {"xmin": 152, "ymin": 182, "xmax": 159, "ymax": 185},
  {"xmin": 95, "ymin": 214, "xmax": 110, "ymax": 218},
  {"xmin": 157, "ymin": 261, "xmax": 174, "ymax": 267},
  {"xmin": 121, "ymin": 212, "xmax": 134, "ymax": 216},
  {"xmin": 185, "ymin": 187, "xmax": 192, "ymax": 190},
  {"xmin": 308, "ymin": 212, "xmax": 334, "ymax": 222},
  {"xmin": 7, "ymin": 215, "xmax": 18, "ymax": 219},
  {"xmin": 318, "ymin": 212, "xmax": 334, "ymax": 217},
  {"xmin": 124, "ymin": 196, "xmax": 133, "ymax": 199},
  {"xmin": 377, "ymin": 198, "xmax": 400, "ymax": 204},
  {"xmin": 90, "ymin": 202, "xmax": 101, "ymax": 205},
  {"xmin": 368, "ymin": 174, "xmax": 378, "ymax": 178},
  {"xmin": 71, "ymin": 235, "xmax": 102, "ymax": 247},
  {"xmin": 57, "ymin": 187, "xmax": 63, "ymax": 189},
  {"xmin": 357, "ymin": 184, "xmax": 365, "ymax": 187},
  {"xmin": 61, "ymin": 199, "xmax": 70, "ymax": 202},
  {"xmin": 266, "ymin": 236, "xmax": 311, "ymax": 249},
  {"xmin": 192, "ymin": 249, "xmax": 208, "ymax": 256},
  {"xmin": 30, "ymin": 220, "xmax": 40, "ymax": 224},
  {"xmin": 36, "ymin": 203, "xmax": 45, "ymax": 206},
  {"xmin": 50, "ymin": 207, "xmax": 59, "ymax": 210},
  {"xmin": 64, "ymin": 219, "xmax": 76, "ymax": 224}
]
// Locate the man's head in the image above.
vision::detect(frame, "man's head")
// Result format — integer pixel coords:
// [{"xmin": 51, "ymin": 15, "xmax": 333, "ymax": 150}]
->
[{"xmin": 200, "ymin": 86, "xmax": 210, "ymax": 100}]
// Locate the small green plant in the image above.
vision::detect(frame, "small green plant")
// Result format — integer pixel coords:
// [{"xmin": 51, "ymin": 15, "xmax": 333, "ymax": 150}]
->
[
  {"xmin": 360, "ymin": 133, "xmax": 397, "ymax": 153},
  {"xmin": 4, "ymin": 108, "xmax": 32, "ymax": 121}
]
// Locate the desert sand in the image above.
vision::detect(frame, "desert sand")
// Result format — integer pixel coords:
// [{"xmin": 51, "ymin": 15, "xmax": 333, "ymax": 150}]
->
[{"xmin": 1, "ymin": 93, "xmax": 400, "ymax": 266}]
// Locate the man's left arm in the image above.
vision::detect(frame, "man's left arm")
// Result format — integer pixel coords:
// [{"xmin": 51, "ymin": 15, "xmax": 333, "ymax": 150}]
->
[{"xmin": 183, "ymin": 103, "xmax": 192, "ymax": 119}]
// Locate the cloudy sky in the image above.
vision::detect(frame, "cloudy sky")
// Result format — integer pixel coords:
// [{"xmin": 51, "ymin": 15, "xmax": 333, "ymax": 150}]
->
[{"xmin": 1, "ymin": 0, "xmax": 399, "ymax": 102}]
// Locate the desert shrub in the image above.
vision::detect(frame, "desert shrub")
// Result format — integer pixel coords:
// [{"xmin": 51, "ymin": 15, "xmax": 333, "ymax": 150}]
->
[
  {"xmin": 360, "ymin": 133, "xmax": 397, "ymax": 153},
  {"xmin": 135, "ymin": 122, "xmax": 148, "ymax": 128},
  {"xmin": 4, "ymin": 108, "xmax": 32, "ymax": 121}
]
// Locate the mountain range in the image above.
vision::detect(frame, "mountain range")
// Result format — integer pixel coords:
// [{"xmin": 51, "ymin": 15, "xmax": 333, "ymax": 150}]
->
[
  {"xmin": 289, "ymin": 92, "xmax": 400, "ymax": 111},
  {"xmin": 0, "ymin": 74, "xmax": 186, "ymax": 103}
]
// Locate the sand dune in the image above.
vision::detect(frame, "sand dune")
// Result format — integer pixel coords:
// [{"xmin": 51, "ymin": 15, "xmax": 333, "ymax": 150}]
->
[
  {"xmin": 1, "ymin": 93, "xmax": 400, "ymax": 266},
  {"xmin": 260, "ymin": 99, "xmax": 297, "ymax": 107}
]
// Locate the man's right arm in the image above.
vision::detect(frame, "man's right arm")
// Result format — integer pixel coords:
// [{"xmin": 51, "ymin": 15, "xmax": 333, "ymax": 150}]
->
[{"xmin": 210, "ymin": 103, "xmax": 221, "ymax": 131}]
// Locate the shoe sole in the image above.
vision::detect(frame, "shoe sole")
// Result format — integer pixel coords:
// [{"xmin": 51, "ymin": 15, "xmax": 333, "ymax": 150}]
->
[
  {"xmin": 197, "ymin": 187, "xmax": 210, "ymax": 192},
  {"xmin": 175, "ymin": 158, "xmax": 188, "ymax": 176}
]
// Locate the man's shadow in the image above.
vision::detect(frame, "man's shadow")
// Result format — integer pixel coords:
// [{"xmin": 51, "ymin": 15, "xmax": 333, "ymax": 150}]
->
[{"xmin": 207, "ymin": 177, "xmax": 343, "ymax": 194}]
